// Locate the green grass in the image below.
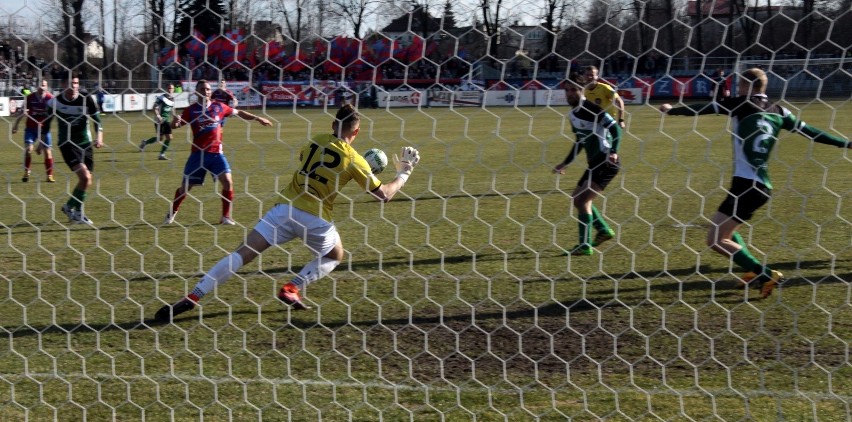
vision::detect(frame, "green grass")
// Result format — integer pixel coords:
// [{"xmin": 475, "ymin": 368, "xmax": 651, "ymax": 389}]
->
[{"xmin": 1, "ymin": 102, "xmax": 851, "ymax": 421}]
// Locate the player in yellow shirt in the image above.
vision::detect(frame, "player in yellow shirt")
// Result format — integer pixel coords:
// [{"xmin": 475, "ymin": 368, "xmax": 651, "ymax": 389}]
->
[
  {"xmin": 155, "ymin": 104, "xmax": 421, "ymax": 322},
  {"xmin": 583, "ymin": 66, "xmax": 626, "ymax": 128}
]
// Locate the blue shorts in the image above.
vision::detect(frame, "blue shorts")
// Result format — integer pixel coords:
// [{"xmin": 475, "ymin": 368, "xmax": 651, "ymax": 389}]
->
[
  {"xmin": 183, "ymin": 151, "xmax": 231, "ymax": 185},
  {"xmin": 24, "ymin": 127, "xmax": 52, "ymax": 147}
]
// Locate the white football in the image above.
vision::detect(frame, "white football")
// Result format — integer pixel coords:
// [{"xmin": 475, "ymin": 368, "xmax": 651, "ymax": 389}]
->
[{"xmin": 363, "ymin": 148, "xmax": 388, "ymax": 174}]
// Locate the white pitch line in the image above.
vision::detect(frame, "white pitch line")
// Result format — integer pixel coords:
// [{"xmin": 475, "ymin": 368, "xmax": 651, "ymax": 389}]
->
[{"xmin": 3, "ymin": 372, "xmax": 852, "ymax": 401}]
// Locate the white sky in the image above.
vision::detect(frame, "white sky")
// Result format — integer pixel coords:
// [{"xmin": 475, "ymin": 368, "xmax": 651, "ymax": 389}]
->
[{"xmin": 2, "ymin": 0, "xmax": 37, "ymax": 16}]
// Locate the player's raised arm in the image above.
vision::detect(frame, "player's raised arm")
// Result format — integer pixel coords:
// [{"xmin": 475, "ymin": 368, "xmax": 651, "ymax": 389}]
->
[
  {"xmin": 371, "ymin": 146, "xmax": 420, "ymax": 202},
  {"xmin": 793, "ymin": 121, "xmax": 850, "ymax": 148},
  {"xmin": 235, "ymin": 109, "xmax": 272, "ymax": 126},
  {"xmin": 659, "ymin": 102, "xmax": 718, "ymax": 116}
]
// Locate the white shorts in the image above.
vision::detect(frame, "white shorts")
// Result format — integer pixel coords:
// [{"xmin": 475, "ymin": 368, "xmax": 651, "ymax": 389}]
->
[{"xmin": 254, "ymin": 204, "xmax": 340, "ymax": 256}]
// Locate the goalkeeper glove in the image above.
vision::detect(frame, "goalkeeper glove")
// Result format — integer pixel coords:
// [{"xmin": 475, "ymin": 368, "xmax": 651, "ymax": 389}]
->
[{"xmin": 394, "ymin": 146, "xmax": 420, "ymax": 183}]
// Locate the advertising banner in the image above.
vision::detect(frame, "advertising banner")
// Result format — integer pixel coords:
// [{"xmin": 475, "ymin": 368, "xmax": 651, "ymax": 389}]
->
[
  {"xmin": 146, "ymin": 93, "xmax": 159, "ymax": 110},
  {"xmin": 180, "ymin": 81, "xmax": 262, "ymax": 107},
  {"xmin": 174, "ymin": 92, "xmax": 192, "ymax": 108},
  {"xmin": 483, "ymin": 90, "xmax": 535, "ymax": 106},
  {"xmin": 102, "ymin": 94, "xmax": 122, "ymax": 112},
  {"xmin": 617, "ymin": 88, "xmax": 644, "ymax": 104},
  {"xmin": 428, "ymin": 90, "xmax": 482, "ymax": 107},
  {"xmin": 0, "ymin": 97, "xmax": 10, "ymax": 117},
  {"xmin": 689, "ymin": 75, "xmax": 717, "ymax": 98},
  {"xmin": 534, "ymin": 89, "xmax": 568, "ymax": 107},
  {"xmin": 261, "ymin": 82, "xmax": 316, "ymax": 107},
  {"xmin": 146, "ymin": 92, "xmax": 191, "ymax": 110},
  {"xmin": 378, "ymin": 91, "xmax": 424, "ymax": 107},
  {"xmin": 123, "ymin": 93, "xmax": 145, "ymax": 112}
]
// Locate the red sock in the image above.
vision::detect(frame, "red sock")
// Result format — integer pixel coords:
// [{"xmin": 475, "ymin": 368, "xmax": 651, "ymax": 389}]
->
[
  {"xmin": 222, "ymin": 189, "xmax": 234, "ymax": 217},
  {"xmin": 172, "ymin": 187, "xmax": 187, "ymax": 213},
  {"xmin": 45, "ymin": 158, "xmax": 54, "ymax": 176}
]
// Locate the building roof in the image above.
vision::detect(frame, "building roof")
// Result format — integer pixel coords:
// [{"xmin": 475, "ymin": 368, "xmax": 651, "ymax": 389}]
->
[
  {"xmin": 686, "ymin": 0, "xmax": 796, "ymax": 17},
  {"xmin": 381, "ymin": 6, "xmax": 444, "ymax": 34}
]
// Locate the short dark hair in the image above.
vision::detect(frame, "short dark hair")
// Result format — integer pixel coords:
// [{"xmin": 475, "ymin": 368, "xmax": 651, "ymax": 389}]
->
[
  {"xmin": 335, "ymin": 104, "xmax": 360, "ymax": 133},
  {"xmin": 562, "ymin": 72, "xmax": 584, "ymax": 89}
]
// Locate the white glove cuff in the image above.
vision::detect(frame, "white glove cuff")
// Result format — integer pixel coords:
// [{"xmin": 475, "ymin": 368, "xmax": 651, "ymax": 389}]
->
[{"xmin": 396, "ymin": 171, "xmax": 410, "ymax": 184}]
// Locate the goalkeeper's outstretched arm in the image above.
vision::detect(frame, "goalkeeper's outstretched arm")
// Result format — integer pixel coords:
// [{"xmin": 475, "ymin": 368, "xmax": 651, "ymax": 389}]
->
[
  {"xmin": 371, "ymin": 146, "xmax": 420, "ymax": 202},
  {"xmin": 794, "ymin": 123, "xmax": 851, "ymax": 149},
  {"xmin": 659, "ymin": 103, "xmax": 719, "ymax": 116}
]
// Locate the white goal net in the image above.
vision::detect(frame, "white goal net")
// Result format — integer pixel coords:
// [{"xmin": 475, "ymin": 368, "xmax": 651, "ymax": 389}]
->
[
  {"xmin": 1, "ymin": 0, "xmax": 851, "ymax": 420},
  {"xmin": 735, "ymin": 57, "xmax": 852, "ymax": 98}
]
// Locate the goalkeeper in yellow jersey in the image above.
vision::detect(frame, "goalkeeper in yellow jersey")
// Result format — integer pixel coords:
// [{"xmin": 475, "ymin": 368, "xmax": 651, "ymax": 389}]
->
[
  {"xmin": 660, "ymin": 68, "xmax": 850, "ymax": 298},
  {"xmin": 554, "ymin": 74, "xmax": 622, "ymax": 256},
  {"xmin": 583, "ymin": 65, "xmax": 626, "ymax": 128},
  {"xmin": 155, "ymin": 104, "xmax": 421, "ymax": 322}
]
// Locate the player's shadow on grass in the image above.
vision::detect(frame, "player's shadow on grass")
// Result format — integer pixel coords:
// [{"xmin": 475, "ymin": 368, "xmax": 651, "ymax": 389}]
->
[
  {"xmin": 3, "ymin": 319, "xmax": 160, "ymax": 339},
  {"xmin": 262, "ymin": 250, "xmax": 529, "ymax": 275},
  {"xmin": 2, "ymin": 220, "xmax": 254, "ymax": 233},
  {"xmin": 8, "ymin": 268, "xmax": 850, "ymax": 336},
  {"xmin": 0, "ymin": 297, "xmax": 595, "ymax": 336},
  {"xmin": 350, "ymin": 189, "xmax": 561, "ymax": 204},
  {"xmin": 281, "ymin": 297, "xmax": 610, "ymax": 331}
]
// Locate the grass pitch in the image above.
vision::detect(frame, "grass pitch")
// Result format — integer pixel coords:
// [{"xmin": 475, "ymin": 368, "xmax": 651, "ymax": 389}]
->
[{"xmin": 1, "ymin": 101, "xmax": 851, "ymax": 420}]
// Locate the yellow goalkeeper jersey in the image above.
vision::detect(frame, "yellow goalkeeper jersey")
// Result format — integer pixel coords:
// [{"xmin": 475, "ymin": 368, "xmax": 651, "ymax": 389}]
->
[
  {"xmin": 284, "ymin": 134, "xmax": 382, "ymax": 221},
  {"xmin": 584, "ymin": 82, "xmax": 620, "ymax": 117}
]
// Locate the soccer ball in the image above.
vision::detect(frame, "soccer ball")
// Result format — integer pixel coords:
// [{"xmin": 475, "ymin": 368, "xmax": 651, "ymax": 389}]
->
[{"xmin": 363, "ymin": 148, "xmax": 388, "ymax": 174}]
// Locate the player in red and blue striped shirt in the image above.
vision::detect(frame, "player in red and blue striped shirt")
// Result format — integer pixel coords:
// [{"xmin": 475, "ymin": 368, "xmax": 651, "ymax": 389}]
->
[
  {"xmin": 165, "ymin": 79, "xmax": 271, "ymax": 225},
  {"xmin": 12, "ymin": 79, "xmax": 55, "ymax": 182}
]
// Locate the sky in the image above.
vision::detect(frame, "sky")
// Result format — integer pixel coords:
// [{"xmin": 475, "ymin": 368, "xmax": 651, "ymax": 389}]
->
[
  {"xmin": 2, "ymin": 0, "xmax": 37, "ymax": 16},
  {"xmin": 2, "ymin": 0, "xmax": 44, "ymax": 38}
]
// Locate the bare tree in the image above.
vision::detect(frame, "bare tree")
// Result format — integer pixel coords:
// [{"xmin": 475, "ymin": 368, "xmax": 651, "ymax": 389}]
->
[
  {"xmin": 538, "ymin": 0, "xmax": 572, "ymax": 70},
  {"xmin": 150, "ymin": 0, "xmax": 167, "ymax": 52},
  {"xmin": 479, "ymin": 0, "xmax": 505, "ymax": 56},
  {"xmin": 329, "ymin": 0, "xmax": 379, "ymax": 38},
  {"xmin": 99, "ymin": 0, "xmax": 106, "ymax": 72},
  {"xmin": 113, "ymin": 0, "xmax": 118, "ymax": 80},
  {"xmin": 58, "ymin": 0, "xmax": 87, "ymax": 76},
  {"xmin": 277, "ymin": 0, "xmax": 306, "ymax": 41}
]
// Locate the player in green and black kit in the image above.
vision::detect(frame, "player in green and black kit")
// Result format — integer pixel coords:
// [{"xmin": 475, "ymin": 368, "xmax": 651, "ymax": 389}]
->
[
  {"xmin": 660, "ymin": 68, "xmax": 850, "ymax": 298},
  {"xmin": 49, "ymin": 74, "xmax": 104, "ymax": 225},
  {"xmin": 139, "ymin": 83, "xmax": 176, "ymax": 160},
  {"xmin": 554, "ymin": 73, "xmax": 622, "ymax": 256}
]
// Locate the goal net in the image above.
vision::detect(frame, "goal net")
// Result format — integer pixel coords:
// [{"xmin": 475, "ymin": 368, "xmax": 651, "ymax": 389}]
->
[
  {"xmin": 735, "ymin": 57, "xmax": 852, "ymax": 98},
  {"xmin": 1, "ymin": 0, "xmax": 850, "ymax": 420}
]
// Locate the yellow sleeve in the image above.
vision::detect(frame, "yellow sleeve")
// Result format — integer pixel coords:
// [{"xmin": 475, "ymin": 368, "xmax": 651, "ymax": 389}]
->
[{"xmin": 349, "ymin": 149, "xmax": 382, "ymax": 192}]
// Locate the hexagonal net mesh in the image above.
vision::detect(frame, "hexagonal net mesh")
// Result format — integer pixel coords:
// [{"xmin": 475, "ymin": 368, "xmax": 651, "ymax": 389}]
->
[{"xmin": 1, "ymin": 0, "xmax": 851, "ymax": 420}]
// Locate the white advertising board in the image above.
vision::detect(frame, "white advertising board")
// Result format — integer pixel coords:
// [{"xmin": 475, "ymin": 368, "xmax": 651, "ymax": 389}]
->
[
  {"xmin": 9, "ymin": 98, "xmax": 24, "ymax": 115},
  {"xmin": 180, "ymin": 81, "xmax": 262, "ymax": 107},
  {"xmin": 0, "ymin": 97, "xmax": 10, "ymax": 117},
  {"xmin": 123, "ymin": 93, "xmax": 145, "ymax": 111},
  {"xmin": 146, "ymin": 93, "xmax": 160, "ymax": 110},
  {"xmin": 378, "ymin": 91, "xmax": 424, "ymax": 107},
  {"xmin": 102, "ymin": 94, "xmax": 122, "ymax": 112},
  {"xmin": 174, "ymin": 92, "xmax": 192, "ymax": 108},
  {"xmin": 483, "ymin": 90, "xmax": 535, "ymax": 106},
  {"xmin": 535, "ymin": 89, "xmax": 569, "ymax": 107},
  {"xmin": 428, "ymin": 90, "xmax": 483, "ymax": 107}
]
